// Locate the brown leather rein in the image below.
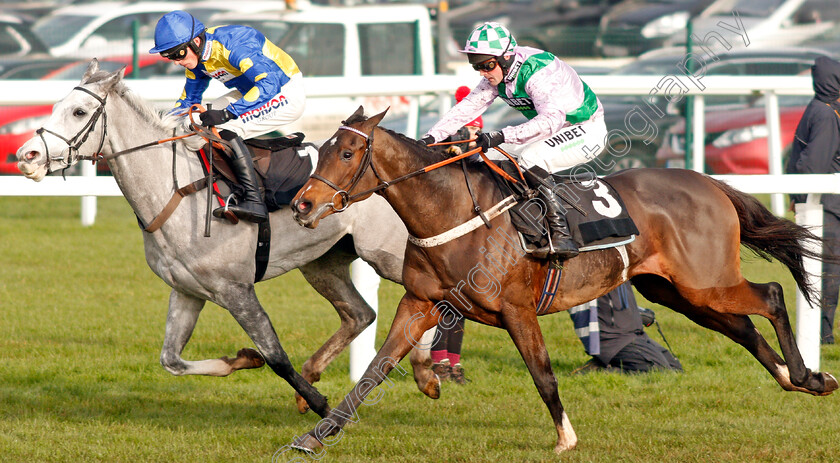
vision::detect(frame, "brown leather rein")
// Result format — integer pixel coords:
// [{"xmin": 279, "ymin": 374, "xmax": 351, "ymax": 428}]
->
[{"xmin": 309, "ymin": 125, "xmax": 526, "ymax": 211}]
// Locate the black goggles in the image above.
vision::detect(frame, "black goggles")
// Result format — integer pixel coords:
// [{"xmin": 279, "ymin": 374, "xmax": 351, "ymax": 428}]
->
[
  {"xmin": 472, "ymin": 59, "xmax": 498, "ymax": 72},
  {"xmin": 161, "ymin": 43, "xmax": 190, "ymax": 61}
]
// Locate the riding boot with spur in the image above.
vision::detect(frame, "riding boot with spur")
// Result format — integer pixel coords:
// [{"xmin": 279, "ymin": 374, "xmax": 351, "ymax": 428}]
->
[
  {"xmin": 214, "ymin": 136, "xmax": 268, "ymax": 223},
  {"xmin": 524, "ymin": 167, "xmax": 579, "ymax": 260}
]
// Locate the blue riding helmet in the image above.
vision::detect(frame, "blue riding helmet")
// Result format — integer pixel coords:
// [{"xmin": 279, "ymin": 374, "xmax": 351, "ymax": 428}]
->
[{"xmin": 149, "ymin": 11, "xmax": 205, "ymax": 54}]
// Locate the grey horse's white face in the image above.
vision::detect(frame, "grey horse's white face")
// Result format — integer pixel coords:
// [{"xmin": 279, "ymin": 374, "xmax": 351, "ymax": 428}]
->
[{"xmin": 16, "ymin": 59, "xmax": 119, "ymax": 181}]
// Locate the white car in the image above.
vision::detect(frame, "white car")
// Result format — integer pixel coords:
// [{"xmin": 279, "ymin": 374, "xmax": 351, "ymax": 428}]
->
[
  {"xmin": 210, "ymin": 3, "xmax": 438, "ymax": 139},
  {"xmin": 30, "ymin": 1, "xmax": 282, "ymax": 58},
  {"xmin": 676, "ymin": 0, "xmax": 840, "ymax": 50}
]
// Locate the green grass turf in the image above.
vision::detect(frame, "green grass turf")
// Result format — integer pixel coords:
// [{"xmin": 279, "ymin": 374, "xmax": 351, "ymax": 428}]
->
[{"xmin": 0, "ymin": 196, "xmax": 838, "ymax": 462}]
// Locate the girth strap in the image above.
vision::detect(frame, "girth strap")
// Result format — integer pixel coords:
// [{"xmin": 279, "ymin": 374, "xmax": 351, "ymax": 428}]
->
[
  {"xmin": 144, "ymin": 175, "xmax": 212, "ymax": 233},
  {"xmin": 408, "ymin": 195, "xmax": 517, "ymax": 247}
]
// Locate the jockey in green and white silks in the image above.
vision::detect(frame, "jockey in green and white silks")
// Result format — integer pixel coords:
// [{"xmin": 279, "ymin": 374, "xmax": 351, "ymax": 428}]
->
[
  {"xmin": 425, "ymin": 26, "xmax": 606, "ymax": 174},
  {"xmin": 423, "ymin": 22, "xmax": 603, "ymax": 259}
]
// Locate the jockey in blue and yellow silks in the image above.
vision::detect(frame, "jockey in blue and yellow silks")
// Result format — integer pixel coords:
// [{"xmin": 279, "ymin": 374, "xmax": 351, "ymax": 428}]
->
[
  {"xmin": 150, "ymin": 10, "xmax": 306, "ymax": 223},
  {"xmin": 174, "ymin": 24, "xmax": 302, "ymax": 125}
]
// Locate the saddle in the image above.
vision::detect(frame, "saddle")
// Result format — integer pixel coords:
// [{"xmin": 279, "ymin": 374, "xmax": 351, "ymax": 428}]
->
[
  {"xmin": 199, "ymin": 132, "xmax": 316, "ymax": 212},
  {"xmin": 492, "ymin": 161, "xmax": 639, "ymax": 254}
]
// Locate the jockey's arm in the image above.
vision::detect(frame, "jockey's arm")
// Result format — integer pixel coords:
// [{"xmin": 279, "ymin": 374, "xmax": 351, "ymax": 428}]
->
[
  {"xmin": 224, "ymin": 46, "xmax": 294, "ymax": 117},
  {"xmin": 425, "ymin": 81, "xmax": 495, "ymax": 143},
  {"xmin": 174, "ymin": 68, "xmax": 211, "ymax": 111}
]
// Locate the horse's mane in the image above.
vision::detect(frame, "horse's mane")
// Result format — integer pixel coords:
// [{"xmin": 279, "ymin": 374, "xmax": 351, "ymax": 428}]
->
[
  {"xmin": 85, "ymin": 70, "xmax": 182, "ymax": 134},
  {"xmin": 345, "ymin": 113, "xmax": 506, "ymax": 199},
  {"xmin": 344, "ymin": 112, "xmax": 449, "ymax": 164}
]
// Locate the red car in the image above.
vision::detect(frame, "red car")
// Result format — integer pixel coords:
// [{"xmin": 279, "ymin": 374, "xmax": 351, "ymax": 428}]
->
[
  {"xmin": 0, "ymin": 54, "xmax": 174, "ymax": 174},
  {"xmin": 655, "ymin": 105, "xmax": 807, "ymax": 174}
]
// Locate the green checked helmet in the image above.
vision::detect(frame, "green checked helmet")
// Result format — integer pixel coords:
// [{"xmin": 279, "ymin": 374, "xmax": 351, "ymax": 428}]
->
[{"xmin": 461, "ymin": 22, "xmax": 517, "ymax": 57}]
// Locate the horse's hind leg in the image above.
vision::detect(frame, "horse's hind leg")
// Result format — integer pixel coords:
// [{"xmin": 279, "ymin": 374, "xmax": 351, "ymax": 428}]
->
[
  {"xmin": 740, "ymin": 280, "xmax": 837, "ymax": 394},
  {"xmin": 633, "ymin": 275, "xmax": 838, "ymax": 395},
  {"xmin": 216, "ymin": 282, "xmax": 330, "ymax": 417},
  {"xmin": 159, "ymin": 289, "xmax": 264, "ymax": 376},
  {"xmin": 501, "ymin": 303, "xmax": 576, "ymax": 454}
]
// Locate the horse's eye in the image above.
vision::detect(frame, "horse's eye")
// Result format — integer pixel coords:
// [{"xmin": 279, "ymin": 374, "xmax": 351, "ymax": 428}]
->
[
  {"xmin": 341, "ymin": 150, "xmax": 353, "ymax": 160},
  {"xmin": 73, "ymin": 108, "xmax": 87, "ymax": 117}
]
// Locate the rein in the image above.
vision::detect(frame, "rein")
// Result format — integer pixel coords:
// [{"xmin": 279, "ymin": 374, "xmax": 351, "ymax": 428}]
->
[
  {"xmin": 35, "ymin": 88, "xmax": 226, "ymax": 232},
  {"xmin": 310, "ymin": 126, "xmax": 526, "ymax": 211}
]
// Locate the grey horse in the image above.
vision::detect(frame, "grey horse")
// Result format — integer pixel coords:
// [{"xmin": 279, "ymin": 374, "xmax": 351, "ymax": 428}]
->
[{"xmin": 16, "ymin": 60, "xmax": 438, "ymax": 417}]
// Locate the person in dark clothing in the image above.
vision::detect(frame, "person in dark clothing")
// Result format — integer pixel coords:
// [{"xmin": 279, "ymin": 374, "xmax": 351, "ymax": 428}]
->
[
  {"xmin": 570, "ymin": 282, "xmax": 682, "ymax": 373},
  {"xmin": 785, "ymin": 56, "xmax": 840, "ymax": 345}
]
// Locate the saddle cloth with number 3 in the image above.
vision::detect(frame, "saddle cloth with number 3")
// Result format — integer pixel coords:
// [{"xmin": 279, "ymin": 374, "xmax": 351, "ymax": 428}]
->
[{"xmin": 493, "ymin": 162, "xmax": 639, "ymax": 253}]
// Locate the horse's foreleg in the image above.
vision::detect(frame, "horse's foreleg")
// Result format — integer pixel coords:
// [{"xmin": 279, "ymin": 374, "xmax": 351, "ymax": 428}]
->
[
  {"xmin": 218, "ymin": 282, "xmax": 330, "ymax": 418},
  {"xmin": 295, "ymin": 252, "xmax": 378, "ymax": 413},
  {"xmin": 409, "ymin": 327, "xmax": 439, "ymax": 399},
  {"xmin": 160, "ymin": 289, "xmax": 264, "ymax": 376},
  {"xmin": 501, "ymin": 303, "xmax": 577, "ymax": 454},
  {"xmin": 289, "ymin": 295, "xmax": 437, "ymax": 455}
]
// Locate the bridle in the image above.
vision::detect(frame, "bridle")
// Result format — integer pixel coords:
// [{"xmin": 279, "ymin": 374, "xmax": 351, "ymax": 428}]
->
[
  {"xmin": 30, "ymin": 86, "xmax": 232, "ymax": 233},
  {"xmin": 309, "ymin": 125, "xmax": 389, "ymax": 211},
  {"xmin": 35, "ymin": 86, "xmax": 108, "ymax": 173},
  {"xmin": 308, "ymin": 124, "xmax": 525, "ymax": 212}
]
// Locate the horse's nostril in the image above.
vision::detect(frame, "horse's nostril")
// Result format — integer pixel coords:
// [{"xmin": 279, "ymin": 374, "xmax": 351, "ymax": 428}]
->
[
  {"xmin": 297, "ymin": 200, "xmax": 312, "ymax": 214},
  {"xmin": 25, "ymin": 151, "xmax": 39, "ymax": 161}
]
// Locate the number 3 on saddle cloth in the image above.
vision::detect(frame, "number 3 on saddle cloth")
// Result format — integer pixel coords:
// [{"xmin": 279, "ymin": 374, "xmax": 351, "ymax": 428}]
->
[
  {"xmin": 197, "ymin": 132, "xmax": 317, "ymax": 213},
  {"xmin": 493, "ymin": 161, "xmax": 640, "ymax": 255}
]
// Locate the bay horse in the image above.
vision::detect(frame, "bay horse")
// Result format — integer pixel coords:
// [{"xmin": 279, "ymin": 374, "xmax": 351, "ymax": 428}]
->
[
  {"xmin": 14, "ymin": 61, "xmax": 417, "ymax": 417},
  {"xmin": 289, "ymin": 106, "xmax": 837, "ymax": 454}
]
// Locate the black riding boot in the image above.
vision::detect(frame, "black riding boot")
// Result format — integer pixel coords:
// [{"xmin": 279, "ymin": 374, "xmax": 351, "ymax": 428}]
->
[
  {"xmin": 213, "ymin": 136, "xmax": 268, "ymax": 223},
  {"xmin": 525, "ymin": 167, "xmax": 579, "ymax": 259}
]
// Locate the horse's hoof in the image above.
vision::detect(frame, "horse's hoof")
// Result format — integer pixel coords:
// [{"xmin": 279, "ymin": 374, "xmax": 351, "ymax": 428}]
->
[
  {"xmin": 295, "ymin": 392, "xmax": 310, "ymax": 414},
  {"xmin": 236, "ymin": 348, "xmax": 265, "ymax": 369},
  {"xmin": 422, "ymin": 374, "xmax": 441, "ymax": 399},
  {"xmin": 821, "ymin": 372, "xmax": 838, "ymax": 395},
  {"xmin": 554, "ymin": 441, "xmax": 577, "ymax": 454},
  {"xmin": 290, "ymin": 433, "xmax": 323, "ymax": 454}
]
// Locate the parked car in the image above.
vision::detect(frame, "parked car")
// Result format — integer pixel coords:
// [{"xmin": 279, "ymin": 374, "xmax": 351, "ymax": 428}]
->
[
  {"xmin": 596, "ymin": 46, "xmax": 830, "ymax": 172},
  {"xmin": 681, "ymin": 0, "xmax": 840, "ymax": 49},
  {"xmin": 211, "ymin": 3, "xmax": 437, "ymax": 139},
  {"xmin": 595, "ymin": 0, "xmax": 714, "ymax": 57},
  {"xmin": 30, "ymin": 1, "xmax": 275, "ymax": 58},
  {"xmin": 655, "ymin": 104, "xmax": 807, "ymax": 174},
  {"xmin": 0, "ymin": 13, "xmax": 49, "ymax": 57},
  {"xmin": 447, "ymin": 0, "xmax": 625, "ymax": 58},
  {"xmin": 0, "ymin": 55, "xmax": 172, "ymax": 175},
  {"xmin": 0, "ymin": 56, "xmax": 81, "ymax": 79},
  {"xmin": 796, "ymin": 20, "xmax": 840, "ymax": 56},
  {"xmin": 598, "ymin": 0, "xmax": 840, "ymax": 58}
]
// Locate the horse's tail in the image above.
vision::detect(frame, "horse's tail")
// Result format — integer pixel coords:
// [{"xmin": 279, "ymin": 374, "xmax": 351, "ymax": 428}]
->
[{"xmin": 707, "ymin": 176, "xmax": 822, "ymax": 306}]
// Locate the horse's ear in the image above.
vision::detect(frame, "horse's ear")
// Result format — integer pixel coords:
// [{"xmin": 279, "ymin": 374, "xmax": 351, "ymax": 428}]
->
[
  {"xmin": 98, "ymin": 66, "xmax": 126, "ymax": 93},
  {"xmin": 81, "ymin": 58, "xmax": 100, "ymax": 83},
  {"xmin": 365, "ymin": 107, "xmax": 389, "ymax": 129},
  {"xmin": 351, "ymin": 105, "xmax": 365, "ymax": 121}
]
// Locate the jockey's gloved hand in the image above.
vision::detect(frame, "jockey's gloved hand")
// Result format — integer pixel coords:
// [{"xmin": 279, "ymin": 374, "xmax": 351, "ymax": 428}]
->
[
  {"xmin": 419, "ymin": 135, "xmax": 434, "ymax": 146},
  {"xmin": 477, "ymin": 130, "xmax": 504, "ymax": 152},
  {"xmin": 200, "ymin": 108, "xmax": 234, "ymax": 127}
]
